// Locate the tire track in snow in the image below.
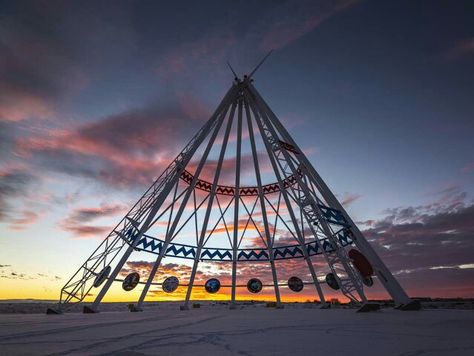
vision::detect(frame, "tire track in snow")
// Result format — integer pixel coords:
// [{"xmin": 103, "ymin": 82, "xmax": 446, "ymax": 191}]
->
[
  {"xmin": 47, "ymin": 314, "xmax": 224, "ymax": 355},
  {"xmin": 0, "ymin": 313, "xmax": 184, "ymax": 341}
]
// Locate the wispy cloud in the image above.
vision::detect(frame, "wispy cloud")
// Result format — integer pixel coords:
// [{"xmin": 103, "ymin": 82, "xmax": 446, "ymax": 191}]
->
[
  {"xmin": 259, "ymin": 0, "xmax": 359, "ymax": 51},
  {"xmin": 59, "ymin": 203, "xmax": 127, "ymax": 238},
  {"xmin": 0, "ymin": 7, "xmax": 87, "ymax": 123},
  {"xmin": 340, "ymin": 192, "xmax": 362, "ymax": 206},
  {"xmin": 0, "ymin": 265, "xmax": 61, "ymax": 281},
  {"xmin": 441, "ymin": 37, "xmax": 474, "ymax": 61},
  {"xmin": 15, "ymin": 95, "xmax": 211, "ymax": 188},
  {"xmin": 361, "ymin": 189, "xmax": 474, "ymax": 297},
  {"xmin": 461, "ymin": 162, "xmax": 474, "ymax": 174},
  {"xmin": 0, "ymin": 169, "xmax": 35, "ymax": 222},
  {"xmin": 8, "ymin": 210, "xmax": 40, "ymax": 230}
]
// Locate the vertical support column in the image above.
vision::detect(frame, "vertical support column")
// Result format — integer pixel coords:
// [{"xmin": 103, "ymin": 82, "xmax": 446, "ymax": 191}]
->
[
  {"xmin": 245, "ymin": 96, "xmax": 325, "ymax": 303},
  {"xmin": 182, "ymin": 100, "xmax": 237, "ymax": 310},
  {"xmin": 245, "ymin": 97, "xmax": 282, "ymax": 307},
  {"xmin": 230, "ymin": 95, "xmax": 243, "ymax": 309}
]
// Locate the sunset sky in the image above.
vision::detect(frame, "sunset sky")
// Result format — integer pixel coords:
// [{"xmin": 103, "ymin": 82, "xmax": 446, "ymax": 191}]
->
[{"xmin": 1, "ymin": 0, "xmax": 474, "ymax": 303}]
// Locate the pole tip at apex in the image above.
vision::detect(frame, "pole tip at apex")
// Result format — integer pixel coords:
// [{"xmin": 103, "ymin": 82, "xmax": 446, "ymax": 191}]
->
[{"xmin": 248, "ymin": 49, "xmax": 274, "ymax": 79}]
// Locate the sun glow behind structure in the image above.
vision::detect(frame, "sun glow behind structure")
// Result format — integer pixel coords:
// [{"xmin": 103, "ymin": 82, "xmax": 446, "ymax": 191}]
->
[{"xmin": 2, "ymin": 1, "xmax": 474, "ymax": 307}]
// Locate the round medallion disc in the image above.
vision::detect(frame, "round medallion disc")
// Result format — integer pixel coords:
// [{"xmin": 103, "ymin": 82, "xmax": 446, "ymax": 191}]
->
[
  {"xmin": 122, "ymin": 272, "xmax": 140, "ymax": 291},
  {"xmin": 348, "ymin": 249, "xmax": 374, "ymax": 277},
  {"xmin": 93, "ymin": 266, "xmax": 111, "ymax": 288},
  {"xmin": 247, "ymin": 278, "xmax": 263, "ymax": 294},
  {"xmin": 325, "ymin": 273, "xmax": 340, "ymax": 290},
  {"xmin": 288, "ymin": 276, "xmax": 304, "ymax": 292},
  {"xmin": 363, "ymin": 275, "xmax": 374, "ymax": 287},
  {"xmin": 162, "ymin": 276, "xmax": 179, "ymax": 293},
  {"xmin": 205, "ymin": 278, "xmax": 221, "ymax": 294}
]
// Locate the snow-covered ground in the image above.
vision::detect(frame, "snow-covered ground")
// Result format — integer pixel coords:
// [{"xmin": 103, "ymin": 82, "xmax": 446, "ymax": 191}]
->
[{"xmin": 0, "ymin": 303, "xmax": 473, "ymax": 355}]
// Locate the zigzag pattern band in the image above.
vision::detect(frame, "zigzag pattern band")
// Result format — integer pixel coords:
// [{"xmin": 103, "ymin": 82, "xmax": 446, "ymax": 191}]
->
[
  {"xmin": 179, "ymin": 169, "xmax": 302, "ymax": 196},
  {"xmin": 124, "ymin": 228, "xmax": 354, "ymax": 261}
]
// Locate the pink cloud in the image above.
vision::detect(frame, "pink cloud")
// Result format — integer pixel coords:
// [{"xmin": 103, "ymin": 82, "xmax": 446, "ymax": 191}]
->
[
  {"xmin": 461, "ymin": 162, "xmax": 474, "ymax": 174},
  {"xmin": 441, "ymin": 38, "xmax": 474, "ymax": 61},
  {"xmin": 14, "ymin": 93, "xmax": 214, "ymax": 188},
  {"xmin": 259, "ymin": 0, "xmax": 359, "ymax": 51},
  {"xmin": 59, "ymin": 203, "xmax": 127, "ymax": 238},
  {"xmin": 8, "ymin": 210, "xmax": 40, "ymax": 230},
  {"xmin": 340, "ymin": 193, "xmax": 362, "ymax": 206},
  {"xmin": 0, "ymin": 87, "xmax": 56, "ymax": 122}
]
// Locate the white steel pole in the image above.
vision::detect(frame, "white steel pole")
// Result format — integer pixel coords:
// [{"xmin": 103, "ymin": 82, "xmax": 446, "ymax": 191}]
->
[
  {"xmin": 230, "ymin": 95, "xmax": 243, "ymax": 309},
  {"xmin": 244, "ymin": 95, "xmax": 282, "ymax": 307},
  {"xmin": 182, "ymin": 100, "xmax": 237, "ymax": 309}
]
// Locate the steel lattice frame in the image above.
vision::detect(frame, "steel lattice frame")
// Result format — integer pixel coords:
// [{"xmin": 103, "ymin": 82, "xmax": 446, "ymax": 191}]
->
[{"xmin": 56, "ymin": 75, "xmax": 413, "ymax": 313}]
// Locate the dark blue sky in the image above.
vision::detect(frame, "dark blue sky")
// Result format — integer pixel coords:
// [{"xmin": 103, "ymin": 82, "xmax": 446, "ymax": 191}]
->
[{"xmin": 1, "ymin": 0, "xmax": 473, "ymax": 299}]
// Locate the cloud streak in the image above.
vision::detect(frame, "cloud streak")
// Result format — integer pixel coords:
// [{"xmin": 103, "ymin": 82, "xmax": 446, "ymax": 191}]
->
[
  {"xmin": 0, "ymin": 265, "xmax": 61, "ymax": 281},
  {"xmin": 59, "ymin": 203, "xmax": 127, "ymax": 238},
  {"xmin": 259, "ymin": 0, "xmax": 359, "ymax": 51},
  {"xmin": 360, "ymin": 188, "xmax": 474, "ymax": 297},
  {"xmin": 15, "ymin": 97, "xmax": 211, "ymax": 188},
  {"xmin": 0, "ymin": 169, "xmax": 35, "ymax": 222},
  {"xmin": 441, "ymin": 37, "xmax": 474, "ymax": 61},
  {"xmin": 0, "ymin": 3, "xmax": 88, "ymax": 122}
]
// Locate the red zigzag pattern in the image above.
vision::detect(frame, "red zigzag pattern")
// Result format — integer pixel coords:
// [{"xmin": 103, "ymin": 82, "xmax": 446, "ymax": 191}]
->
[{"xmin": 180, "ymin": 169, "xmax": 301, "ymax": 196}]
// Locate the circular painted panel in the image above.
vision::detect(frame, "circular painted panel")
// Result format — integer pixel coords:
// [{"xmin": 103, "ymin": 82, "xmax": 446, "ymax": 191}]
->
[
  {"xmin": 363, "ymin": 275, "xmax": 374, "ymax": 287},
  {"xmin": 122, "ymin": 272, "xmax": 140, "ymax": 291},
  {"xmin": 325, "ymin": 273, "xmax": 340, "ymax": 290},
  {"xmin": 204, "ymin": 278, "xmax": 221, "ymax": 294},
  {"xmin": 162, "ymin": 276, "xmax": 179, "ymax": 293},
  {"xmin": 93, "ymin": 266, "xmax": 111, "ymax": 288},
  {"xmin": 247, "ymin": 278, "xmax": 263, "ymax": 294},
  {"xmin": 288, "ymin": 276, "xmax": 304, "ymax": 292},
  {"xmin": 348, "ymin": 249, "xmax": 374, "ymax": 277}
]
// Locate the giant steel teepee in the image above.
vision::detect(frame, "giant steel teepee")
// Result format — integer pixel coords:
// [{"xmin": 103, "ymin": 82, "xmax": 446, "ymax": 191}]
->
[{"xmin": 51, "ymin": 60, "xmax": 418, "ymax": 314}]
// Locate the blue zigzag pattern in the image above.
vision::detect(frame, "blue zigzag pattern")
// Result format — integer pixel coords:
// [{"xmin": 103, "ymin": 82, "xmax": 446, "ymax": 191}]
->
[
  {"xmin": 274, "ymin": 246, "xmax": 303, "ymax": 259},
  {"xmin": 306, "ymin": 242, "xmax": 319, "ymax": 255},
  {"xmin": 318, "ymin": 205, "xmax": 350, "ymax": 227},
  {"xmin": 120, "ymin": 230, "xmax": 353, "ymax": 261},
  {"xmin": 322, "ymin": 240, "xmax": 333, "ymax": 252},
  {"xmin": 138, "ymin": 237, "xmax": 163, "ymax": 253},
  {"xmin": 201, "ymin": 249, "xmax": 232, "ymax": 260},
  {"xmin": 166, "ymin": 244, "xmax": 196, "ymax": 258},
  {"xmin": 238, "ymin": 250, "xmax": 269, "ymax": 260}
]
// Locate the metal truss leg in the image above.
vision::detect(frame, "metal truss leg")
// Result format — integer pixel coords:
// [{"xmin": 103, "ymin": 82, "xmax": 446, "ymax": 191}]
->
[
  {"xmin": 247, "ymin": 97, "xmax": 325, "ymax": 303},
  {"xmin": 89, "ymin": 185, "xmax": 177, "ymax": 312},
  {"xmin": 253, "ymin": 85, "xmax": 412, "ymax": 306},
  {"xmin": 246, "ymin": 86, "xmax": 366, "ymax": 304}
]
